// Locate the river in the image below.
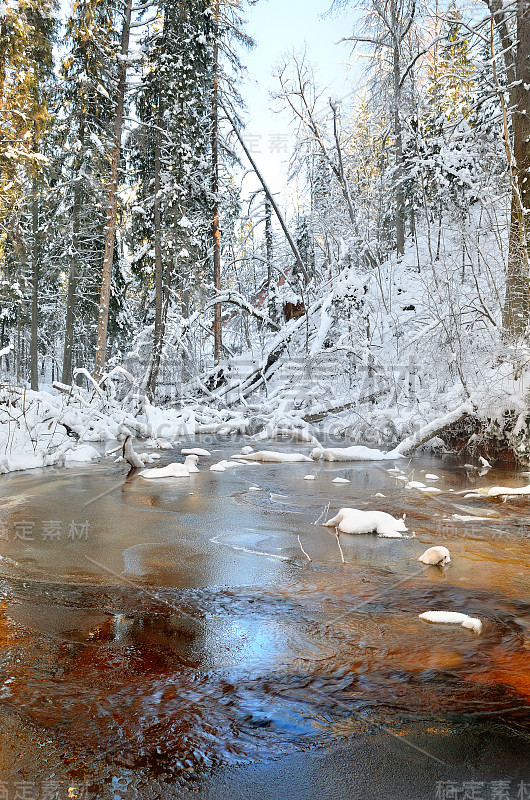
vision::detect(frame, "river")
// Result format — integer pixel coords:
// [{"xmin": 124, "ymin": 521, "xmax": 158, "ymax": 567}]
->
[{"xmin": 0, "ymin": 437, "xmax": 528, "ymax": 799}]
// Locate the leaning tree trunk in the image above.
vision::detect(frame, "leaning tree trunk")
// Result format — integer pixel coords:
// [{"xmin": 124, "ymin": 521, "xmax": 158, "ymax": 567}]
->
[
  {"xmin": 265, "ymin": 197, "xmax": 276, "ymax": 321},
  {"xmin": 503, "ymin": 0, "xmax": 530, "ymax": 340},
  {"xmin": 222, "ymin": 101, "xmax": 310, "ymax": 282},
  {"xmin": 265, "ymin": 196, "xmax": 273, "ymax": 283},
  {"xmin": 94, "ymin": 0, "xmax": 132, "ymax": 382}
]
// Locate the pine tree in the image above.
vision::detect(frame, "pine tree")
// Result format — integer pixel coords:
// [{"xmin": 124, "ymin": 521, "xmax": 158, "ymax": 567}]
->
[
  {"xmin": 0, "ymin": 0, "xmax": 57, "ymax": 387},
  {"xmin": 428, "ymin": 4, "xmax": 475, "ymax": 122},
  {"xmin": 94, "ymin": 0, "xmax": 133, "ymax": 381},
  {"xmin": 60, "ymin": 0, "xmax": 119, "ymax": 384},
  {"xmin": 129, "ymin": 0, "xmax": 212, "ymax": 398}
]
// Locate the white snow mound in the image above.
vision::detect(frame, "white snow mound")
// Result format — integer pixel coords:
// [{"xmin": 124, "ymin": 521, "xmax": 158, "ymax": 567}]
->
[
  {"xmin": 210, "ymin": 460, "xmax": 239, "ymax": 472},
  {"xmin": 479, "ymin": 484, "xmax": 530, "ymax": 497},
  {"xmin": 140, "ymin": 456, "xmax": 197, "ymax": 479},
  {"xmin": 312, "ymin": 445, "xmax": 403, "ymax": 462},
  {"xmin": 64, "ymin": 444, "xmax": 100, "ymax": 463},
  {"xmin": 232, "ymin": 450, "xmax": 312, "ymax": 463},
  {"xmin": 140, "ymin": 463, "xmax": 190, "ymax": 479},
  {"xmin": 419, "ymin": 611, "xmax": 482, "ymax": 634},
  {"xmin": 323, "ymin": 507, "xmax": 408, "ymax": 537},
  {"xmin": 418, "ymin": 546, "xmax": 451, "ymax": 565}
]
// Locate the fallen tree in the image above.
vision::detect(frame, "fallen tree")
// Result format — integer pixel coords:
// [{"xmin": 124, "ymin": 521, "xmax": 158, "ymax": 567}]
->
[{"xmin": 392, "ymin": 402, "xmax": 475, "ymax": 455}]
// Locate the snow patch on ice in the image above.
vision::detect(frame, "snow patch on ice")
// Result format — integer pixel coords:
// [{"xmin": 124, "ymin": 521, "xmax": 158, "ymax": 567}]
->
[
  {"xmin": 419, "ymin": 611, "xmax": 482, "ymax": 634},
  {"xmin": 323, "ymin": 507, "xmax": 408, "ymax": 537},
  {"xmin": 233, "ymin": 450, "xmax": 312, "ymax": 463},
  {"xmin": 312, "ymin": 445, "xmax": 403, "ymax": 462}
]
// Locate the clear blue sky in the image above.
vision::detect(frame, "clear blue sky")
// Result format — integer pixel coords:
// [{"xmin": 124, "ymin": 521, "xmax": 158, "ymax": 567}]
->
[{"xmin": 237, "ymin": 0, "xmax": 357, "ymax": 203}]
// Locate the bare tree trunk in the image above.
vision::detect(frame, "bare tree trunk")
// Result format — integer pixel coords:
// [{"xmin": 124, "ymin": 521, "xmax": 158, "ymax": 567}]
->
[
  {"xmin": 147, "ymin": 118, "xmax": 164, "ymax": 399},
  {"xmin": 16, "ymin": 311, "xmax": 21, "ymax": 383},
  {"xmin": 62, "ymin": 173, "xmax": 82, "ymax": 385},
  {"xmin": 94, "ymin": 0, "xmax": 132, "ymax": 382},
  {"xmin": 265, "ymin": 197, "xmax": 273, "ymax": 280},
  {"xmin": 0, "ymin": 16, "xmax": 6, "ymax": 99},
  {"xmin": 503, "ymin": 0, "xmax": 530, "ymax": 339},
  {"xmin": 264, "ymin": 196, "xmax": 276, "ymax": 320},
  {"xmin": 392, "ymin": 19, "xmax": 405, "ymax": 257},
  {"xmin": 0, "ymin": 318, "xmax": 5, "ymax": 371},
  {"xmin": 62, "ymin": 120, "xmax": 85, "ymax": 385},
  {"xmin": 330, "ymin": 101, "xmax": 357, "ymax": 228},
  {"xmin": 30, "ymin": 178, "xmax": 39, "ymax": 391},
  {"xmin": 487, "ymin": 0, "xmax": 516, "ymax": 86},
  {"xmin": 211, "ymin": 0, "xmax": 222, "ymax": 363}
]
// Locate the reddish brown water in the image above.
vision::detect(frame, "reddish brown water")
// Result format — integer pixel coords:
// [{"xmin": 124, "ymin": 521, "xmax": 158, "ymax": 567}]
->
[{"xmin": 0, "ymin": 439, "xmax": 528, "ymax": 797}]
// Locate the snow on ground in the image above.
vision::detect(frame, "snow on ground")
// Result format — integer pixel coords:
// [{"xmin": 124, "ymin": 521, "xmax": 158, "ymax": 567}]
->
[
  {"xmin": 3, "ymin": 209, "xmax": 530, "ymax": 474},
  {"xmin": 158, "ymin": 205, "xmax": 530, "ymax": 461},
  {"xmin": 0, "ymin": 382, "xmax": 327, "ymax": 473}
]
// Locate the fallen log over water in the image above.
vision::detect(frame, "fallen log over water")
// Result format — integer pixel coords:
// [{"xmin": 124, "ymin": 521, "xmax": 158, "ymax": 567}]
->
[{"xmin": 393, "ymin": 402, "xmax": 475, "ymax": 455}]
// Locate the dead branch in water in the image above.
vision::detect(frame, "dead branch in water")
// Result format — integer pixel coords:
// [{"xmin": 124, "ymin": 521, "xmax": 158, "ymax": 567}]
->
[
  {"xmin": 297, "ymin": 535, "xmax": 312, "ymax": 562},
  {"xmin": 335, "ymin": 529, "xmax": 345, "ymax": 564},
  {"xmin": 313, "ymin": 501, "xmax": 330, "ymax": 526},
  {"xmin": 122, "ymin": 434, "xmax": 145, "ymax": 469}
]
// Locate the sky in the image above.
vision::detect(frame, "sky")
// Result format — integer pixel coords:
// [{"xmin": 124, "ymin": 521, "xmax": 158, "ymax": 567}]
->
[{"xmin": 236, "ymin": 0, "xmax": 358, "ymax": 206}]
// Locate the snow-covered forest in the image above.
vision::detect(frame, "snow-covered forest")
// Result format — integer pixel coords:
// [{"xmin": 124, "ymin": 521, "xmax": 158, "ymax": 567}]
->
[
  {"xmin": 2, "ymin": 0, "xmax": 530, "ymax": 468},
  {"xmin": 1, "ymin": 4, "xmax": 530, "ymax": 793}
]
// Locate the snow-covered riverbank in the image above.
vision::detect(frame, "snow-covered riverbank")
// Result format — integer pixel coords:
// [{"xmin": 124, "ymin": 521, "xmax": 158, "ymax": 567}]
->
[{"xmin": 0, "ymin": 366, "xmax": 528, "ymax": 475}]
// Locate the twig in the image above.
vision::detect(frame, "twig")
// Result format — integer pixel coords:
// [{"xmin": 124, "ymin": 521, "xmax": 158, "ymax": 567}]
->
[
  {"xmin": 335, "ymin": 529, "xmax": 345, "ymax": 564},
  {"xmin": 297, "ymin": 535, "xmax": 312, "ymax": 562},
  {"xmin": 313, "ymin": 501, "xmax": 330, "ymax": 526}
]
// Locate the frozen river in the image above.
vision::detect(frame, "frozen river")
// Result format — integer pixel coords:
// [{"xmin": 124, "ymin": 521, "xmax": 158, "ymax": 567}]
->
[{"xmin": 0, "ymin": 437, "xmax": 528, "ymax": 799}]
